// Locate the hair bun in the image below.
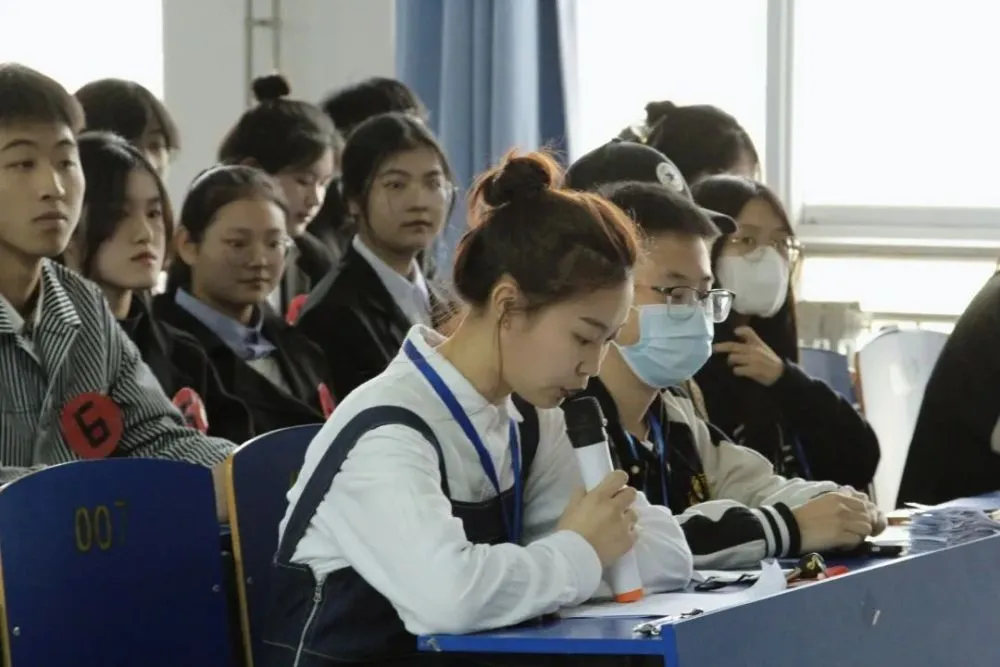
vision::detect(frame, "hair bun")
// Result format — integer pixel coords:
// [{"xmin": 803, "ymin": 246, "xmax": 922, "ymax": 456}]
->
[
  {"xmin": 252, "ymin": 74, "xmax": 291, "ymax": 102},
  {"xmin": 644, "ymin": 100, "xmax": 676, "ymax": 125},
  {"xmin": 484, "ymin": 152, "xmax": 558, "ymax": 207}
]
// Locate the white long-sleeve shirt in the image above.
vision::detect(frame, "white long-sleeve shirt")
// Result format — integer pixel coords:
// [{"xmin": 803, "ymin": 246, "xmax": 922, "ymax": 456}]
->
[{"xmin": 282, "ymin": 325, "xmax": 692, "ymax": 636}]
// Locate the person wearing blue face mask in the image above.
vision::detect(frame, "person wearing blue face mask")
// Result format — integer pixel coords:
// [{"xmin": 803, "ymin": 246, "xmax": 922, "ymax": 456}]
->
[{"xmin": 566, "ymin": 142, "xmax": 885, "ymax": 568}]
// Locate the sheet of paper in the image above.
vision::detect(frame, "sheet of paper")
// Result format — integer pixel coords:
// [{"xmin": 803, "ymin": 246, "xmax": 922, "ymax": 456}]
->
[
  {"xmin": 906, "ymin": 506, "xmax": 1000, "ymax": 553},
  {"xmin": 560, "ymin": 560, "xmax": 787, "ymax": 619}
]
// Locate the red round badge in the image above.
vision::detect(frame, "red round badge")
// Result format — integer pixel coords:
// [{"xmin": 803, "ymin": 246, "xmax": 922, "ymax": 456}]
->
[
  {"xmin": 60, "ymin": 393, "xmax": 124, "ymax": 459},
  {"xmin": 172, "ymin": 387, "xmax": 209, "ymax": 433},
  {"xmin": 317, "ymin": 383, "xmax": 336, "ymax": 419},
  {"xmin": 286, "ymin": 294, "xmax": 308, "ymax": 325}
]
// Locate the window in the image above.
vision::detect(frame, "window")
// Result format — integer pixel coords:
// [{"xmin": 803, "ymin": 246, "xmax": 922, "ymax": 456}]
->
[
  {"xmin": 570, "ymin": 0, "xmax": 768, "ymax": 161},
  {"xmin": 797, "ymin": 256, "xmax": 996, "ymax": 319},
  {"xmin": 792, "ymin": 0, "xmax": 1000, "ymax": 209},
  {"xmin": 0, "ymin": 0, "xmax": 163, "ymax": 96}
]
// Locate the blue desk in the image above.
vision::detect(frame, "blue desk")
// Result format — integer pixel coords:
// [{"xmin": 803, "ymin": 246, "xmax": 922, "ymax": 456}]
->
[{"xmin": 420, "ymin": 534, "xmax": 1000, "ymax": 666}]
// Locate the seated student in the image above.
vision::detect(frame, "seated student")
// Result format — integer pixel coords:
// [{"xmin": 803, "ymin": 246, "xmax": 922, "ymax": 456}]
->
[
  {"xmin": 691, "ymin": 175, "xmax": 880, "ymax": 489},
  {"xmin": 74, "ymin": 78, "xmax": 179, "ymax": 179},
  {"xmin": 314, "ymin": 77, "xmax": 435, "ymax": 272},
  {"xmin": 263, "ymin": 151, "xmax": 693, "ymax": 666},
  {"xmin": 154, "ymin": 165, "xmax": 335, "ymax": 437},
  {"xmin": 566, "ymin": 141, "xmax": 884, "ymax": 568},
  {"xmin": 898, "ymin": 273, "xmax": 1000, "ymax": 505},
  {"xmin": 297, "ymin": 112, "xmax": 454, "ymax": 399},
  {"xmin": 0, "ymin": 64, "xmax": 231, "ymax": 511},
  {"xmin": 59, "ymin": 132, "xmax": 252, "ymax": 442},
  {"xmin": 217, "ymin": 74, "xmax": 338, "ymax": 320}
]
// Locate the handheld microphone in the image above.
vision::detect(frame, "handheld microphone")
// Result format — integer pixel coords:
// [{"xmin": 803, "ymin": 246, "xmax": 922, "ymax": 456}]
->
[{"xmin": 563, "ymin": 396, "xmax": 643, "ymax": 603}]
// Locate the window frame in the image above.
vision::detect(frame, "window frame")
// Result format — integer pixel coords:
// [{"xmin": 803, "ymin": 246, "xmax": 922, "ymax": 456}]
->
[{"xmin": 573, "ymin": 0, "xmax": 1000, "ymax": 247}]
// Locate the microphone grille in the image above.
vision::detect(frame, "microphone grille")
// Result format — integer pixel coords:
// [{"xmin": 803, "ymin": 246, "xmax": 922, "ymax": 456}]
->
[{"xmin": 562, "ymin": 396, "xmax": 607, "ymax": 449}]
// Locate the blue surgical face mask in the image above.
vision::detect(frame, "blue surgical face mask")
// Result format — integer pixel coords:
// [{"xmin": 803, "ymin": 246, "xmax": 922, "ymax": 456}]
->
[{"xmin": 614, "ymin": 304, "xmax": 714, "ymax": 389}]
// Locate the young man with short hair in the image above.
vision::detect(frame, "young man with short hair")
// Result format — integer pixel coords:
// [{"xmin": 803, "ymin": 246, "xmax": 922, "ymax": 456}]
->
[{"xmin": 0, "ymin": 63, "xmax": 233, "ymax": 516}]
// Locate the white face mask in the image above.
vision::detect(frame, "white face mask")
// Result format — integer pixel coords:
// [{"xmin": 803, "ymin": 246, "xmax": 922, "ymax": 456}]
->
[{"xmin": 715, "ymin": 246, "xmax": 790, "ymax": 318}]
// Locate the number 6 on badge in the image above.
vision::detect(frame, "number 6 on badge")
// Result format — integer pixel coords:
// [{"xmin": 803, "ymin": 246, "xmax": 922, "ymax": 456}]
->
[{"xmin": 60, "ymin": 393, "xmax": 124, "ymax": 459}]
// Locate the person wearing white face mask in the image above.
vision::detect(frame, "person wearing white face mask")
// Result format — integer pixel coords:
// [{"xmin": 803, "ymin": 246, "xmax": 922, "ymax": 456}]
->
[
  {"xmin": 692, "ymin": 175, "xmax": 881, "ymax": 491},
  {"xmin": 565, "ymin": 143, "xmax": 885, "ymax": 568}
]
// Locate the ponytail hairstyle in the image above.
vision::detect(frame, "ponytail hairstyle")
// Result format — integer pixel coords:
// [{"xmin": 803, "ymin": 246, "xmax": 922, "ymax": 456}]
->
[
  {"xmin": 166, "ymin": 165, "xmax": 288, "ymax": 295},
  {"xmin": 637, "ymin": 101, "xmax": 760, "ymax": 185},
  {"xmin": 453, "ymin": 150, "xmax": 641, "ymax": 315},
  {"xmin": 69, "ymin": 131, "xmax": 173, "ymax": 278},
  {"xmin": 217, "ymin": 74, "xmax": 337, "ymax": 174}
]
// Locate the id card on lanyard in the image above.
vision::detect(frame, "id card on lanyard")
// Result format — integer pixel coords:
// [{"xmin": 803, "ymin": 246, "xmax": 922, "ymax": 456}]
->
[
  {"xmin": 626, "ymin": 414, "xmax": 669, "ymax": 507},
  {"xmin": 403, "ymin": 339, "xmax": 523, "ymax": 544}
]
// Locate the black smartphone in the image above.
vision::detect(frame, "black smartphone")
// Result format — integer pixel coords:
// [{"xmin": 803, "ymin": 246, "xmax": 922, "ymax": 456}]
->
[{"xmin": 865, "ymin": 542, "xmax": 905, "ymax": 557}]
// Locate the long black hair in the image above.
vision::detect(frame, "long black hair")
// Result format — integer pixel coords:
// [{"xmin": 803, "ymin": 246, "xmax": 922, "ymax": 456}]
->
[
  {"xmin": 70, "ymin": 131, "xmax": 173, "ymax": 278},
  {"xmin": 691, "ymin": 174, "xmax": 798, "ymax": 363},
  {"xmin": 218, "ymin": 74, "xmax": 336, "ymax": 173}
]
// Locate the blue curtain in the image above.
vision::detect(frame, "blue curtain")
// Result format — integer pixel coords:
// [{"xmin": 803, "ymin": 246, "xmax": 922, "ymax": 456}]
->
[{"xmin": 395, "ymin": 0, "xmax": 570, "ymax": 266}]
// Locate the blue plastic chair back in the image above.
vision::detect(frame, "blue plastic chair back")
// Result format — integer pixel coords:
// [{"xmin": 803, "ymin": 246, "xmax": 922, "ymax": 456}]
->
[
  {"xmin": 0, "ymin": 459, "xmax": 232, "ymax": 666},
  {"xmin": 799, "ymin": 347, "xmax": 857, "ymax": 403},
  {"xmin": 227, "ymin": 424, "xmax": 320, "ymax": 667}
]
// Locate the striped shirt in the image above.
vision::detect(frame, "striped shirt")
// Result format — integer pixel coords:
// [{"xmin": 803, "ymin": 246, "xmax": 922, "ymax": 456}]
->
[{"xmin": 0, "ymin": 260, "xmax": 234, "ymax": 482}]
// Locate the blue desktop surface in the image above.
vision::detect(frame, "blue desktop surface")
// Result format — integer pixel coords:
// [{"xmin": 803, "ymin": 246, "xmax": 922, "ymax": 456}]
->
[
  {"xmin": 417, "ymin": 554, "xmax": 898, "ymax": 658},
  {"xmin": 419, "ymin": 497, "xmax": 1000, "ymax": 666}
]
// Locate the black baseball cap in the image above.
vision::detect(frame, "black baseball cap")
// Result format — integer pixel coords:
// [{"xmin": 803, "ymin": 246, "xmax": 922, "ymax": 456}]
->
[{"xmin": 566, "ymin": 140, "xmax": 736, "ymax": 234}]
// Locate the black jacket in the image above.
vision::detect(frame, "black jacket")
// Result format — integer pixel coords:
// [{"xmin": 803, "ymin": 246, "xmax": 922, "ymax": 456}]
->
[
  {"xmin": 296, "ymin": 245, "xmax": 449, "ymax": 400},
  {"xmin": 898, "ymin": 272, "xmax": 1000, "ymax": 505},
  {"xmin": 277, "ymin": 232, "xmax": 335, "ymax": 321},
  {"xmin": 695, "ymin": 321, "xmax": 880, "ymax": 490},
  {"xmin": 153, "ymin": 294, "xmax": 333, "ymax": 438},
  {"xmin": 118, "ymin": 296, "xmax": 252, "ymax": 443}
]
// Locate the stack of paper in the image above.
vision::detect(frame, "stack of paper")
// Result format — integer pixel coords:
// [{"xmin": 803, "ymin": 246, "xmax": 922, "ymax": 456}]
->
[
  {"xmin": 560, "ymin": 561, "xmax": 787, "ymax": 619},
  {"xmin": 907, "ymin": 507, "xmax": 1000, "ymax": 553}
]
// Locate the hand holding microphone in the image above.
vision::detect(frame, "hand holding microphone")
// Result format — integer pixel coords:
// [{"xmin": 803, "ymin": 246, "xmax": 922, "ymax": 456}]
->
[
  {"xmin": 557, "ymin": 471, "xmax": 640, "ymax": 566},
  {"xmin": 561, "ymin": 396, "xmax": 644, "ymax": 602}
]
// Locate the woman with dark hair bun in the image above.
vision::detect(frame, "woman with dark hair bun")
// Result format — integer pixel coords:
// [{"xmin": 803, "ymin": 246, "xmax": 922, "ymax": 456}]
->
[
  {"xmin": 218, "ymin": 74, "xmax": 339, "ymax": 320},
  {"xmin": 265, "ymin": 149, "xmax": 692, "ymax": 666},
  {"xmin": 625, "ymin": 101, "xmax": 760, "ymax": 185},
  {"xmin": 692, "ymin": 175, "xmax": 880, "ymax": 490}
]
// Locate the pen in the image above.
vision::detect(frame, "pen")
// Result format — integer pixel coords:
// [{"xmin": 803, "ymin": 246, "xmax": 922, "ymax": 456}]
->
[{"xmin": 632, "ymin": 608, "xmax": 703, "ymax": 636}]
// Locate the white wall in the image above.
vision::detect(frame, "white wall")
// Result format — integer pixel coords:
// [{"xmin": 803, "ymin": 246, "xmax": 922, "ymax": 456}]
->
[{"xmin": 163, "ymin": 0, "xmax": 395, "ymax": 201}]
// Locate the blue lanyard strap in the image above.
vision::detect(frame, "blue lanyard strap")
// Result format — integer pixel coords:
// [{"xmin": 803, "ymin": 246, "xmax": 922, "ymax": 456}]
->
[
  {"xmin": 403, "ymin": 340, "xmax": 523, "ymax": 543},
  {"xmin": 648, "ymin": 414, "xmax": 669, "ymax": 505},
  {"xmin": 626, "ymin": 414, "xmax": 670, "ymax": 506}
]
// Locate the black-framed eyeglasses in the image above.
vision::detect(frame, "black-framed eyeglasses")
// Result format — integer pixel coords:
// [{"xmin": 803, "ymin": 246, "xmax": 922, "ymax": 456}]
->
[
  {"xmin": 220, "ymin": 235, "xmax": 296, "ymax": 265},
  {"xmin": 647, "ymin": 285, "xmax": 734, "ymax": 323},
  {"xmin": 727, "ymin": 235, "xmax": 802, "ymax": 261}
]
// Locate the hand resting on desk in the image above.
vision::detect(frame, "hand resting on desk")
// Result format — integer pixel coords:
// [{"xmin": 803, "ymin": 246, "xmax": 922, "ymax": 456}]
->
[
  {"xmin": 556, "ymin": 470, "xmax": 639, "ymax": 567},
  {"xmin": 839, "ymin": 485, "xmax": 887, "ymax": 536},
  {"xmin": 793, "ymin": 491, "xmax": 880, "ymax": 553}
]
